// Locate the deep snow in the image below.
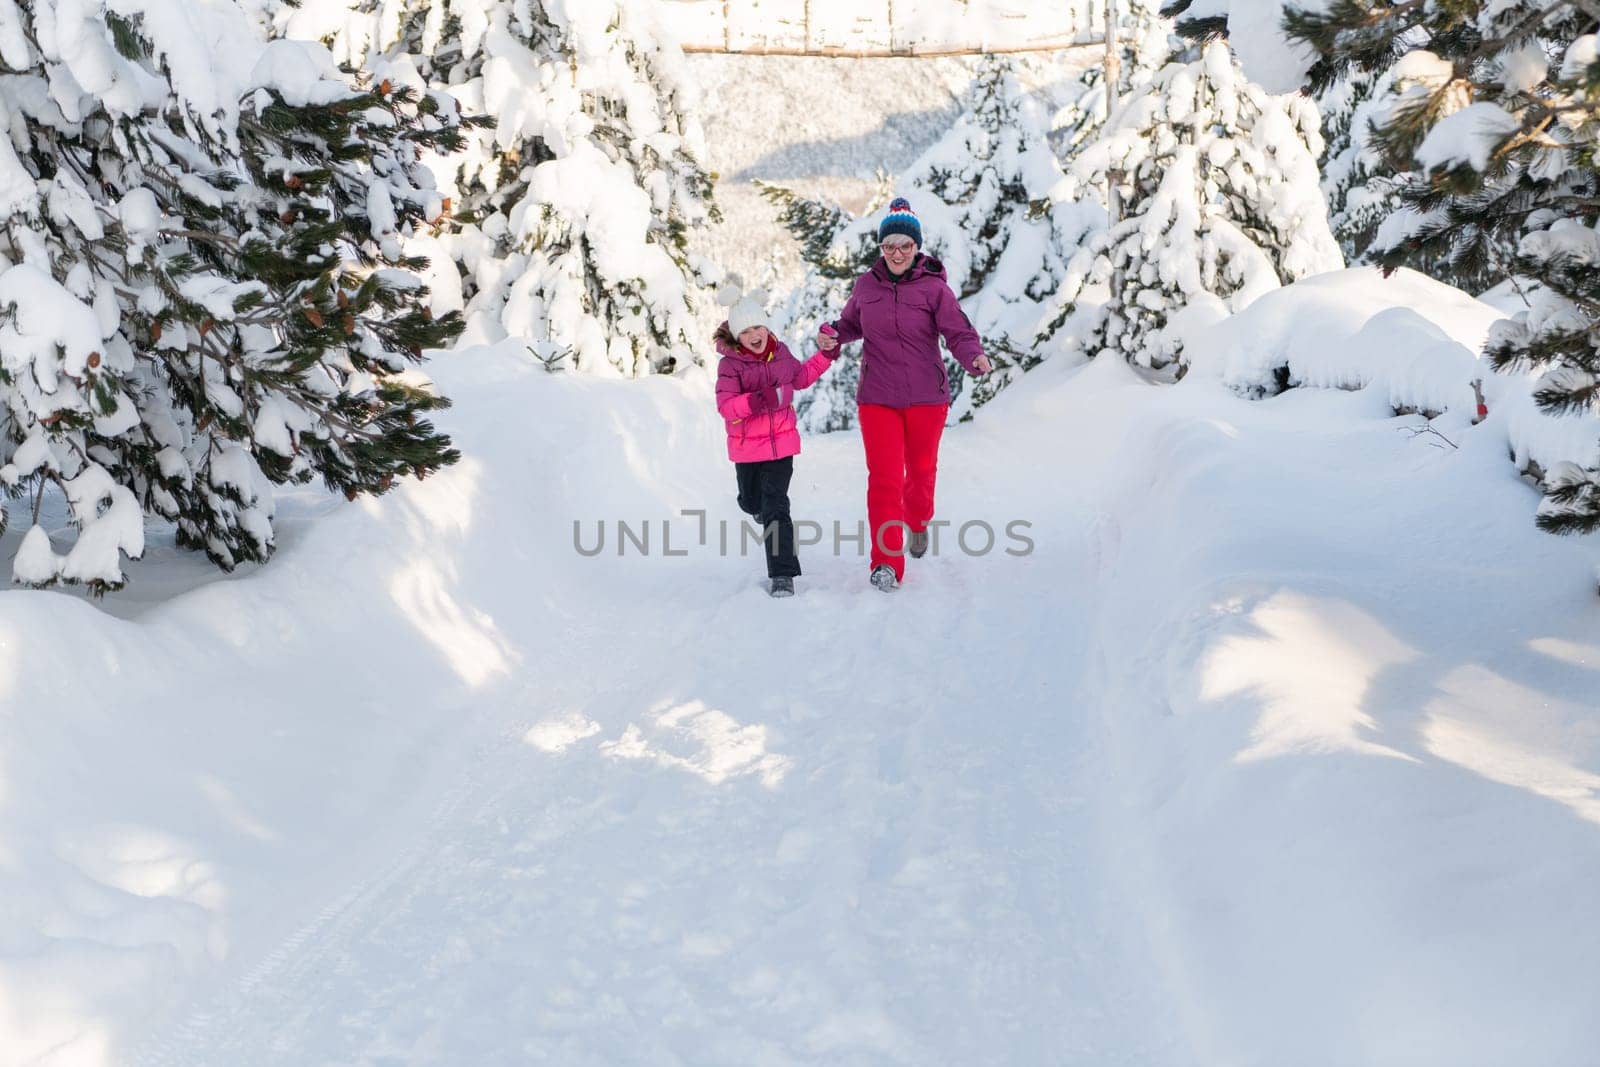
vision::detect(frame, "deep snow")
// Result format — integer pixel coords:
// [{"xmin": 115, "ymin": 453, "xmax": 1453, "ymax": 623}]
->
[{"xmin": 3, "ymin": 265, "xmax": 1599, "ymax": 1065}]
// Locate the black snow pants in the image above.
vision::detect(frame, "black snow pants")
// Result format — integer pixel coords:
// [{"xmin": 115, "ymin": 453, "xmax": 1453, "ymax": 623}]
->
[{"xmin": 734, "ymin": 456, "xmax": 800, "ymax": 579}]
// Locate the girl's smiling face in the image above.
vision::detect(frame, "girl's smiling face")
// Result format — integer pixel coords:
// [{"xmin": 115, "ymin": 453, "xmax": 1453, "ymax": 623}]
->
[{"xmin": 738, "ymin": 324, "xmax": 770, "ymax": 352}]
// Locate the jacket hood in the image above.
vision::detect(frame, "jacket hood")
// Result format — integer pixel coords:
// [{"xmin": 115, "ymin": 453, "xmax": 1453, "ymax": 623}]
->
[{"xmin": 870, "ymin": 253, "xmax": 947, "ymax": 285}]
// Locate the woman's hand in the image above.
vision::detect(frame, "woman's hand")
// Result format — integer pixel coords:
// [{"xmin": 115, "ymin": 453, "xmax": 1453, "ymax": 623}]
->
[
  {"xmin": 974, "ymin": 354, "xmax": 993, "ymax": 375},
  {"xmin": 817, "ymin": 324, "xmax": 838, "ymax": 351}
]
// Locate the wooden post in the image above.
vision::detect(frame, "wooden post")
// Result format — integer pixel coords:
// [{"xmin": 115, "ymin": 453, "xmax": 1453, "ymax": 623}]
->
[
  {"xmin": 1103, "ymin": 0, "xmax": 1123, "ymax": 302},
  {"xmin": 1103, "ymin": 0, "xmax": 1120, "ymax": 229}
]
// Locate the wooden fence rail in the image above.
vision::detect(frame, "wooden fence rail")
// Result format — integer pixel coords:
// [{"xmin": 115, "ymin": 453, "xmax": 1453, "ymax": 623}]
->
[
  {"xmin": 663, "ymin": 0, "xmax": 1102, "ymax": 57},
  {"xmin": 679, "ymin": 40, "xmax": 1106, "ymax": 57}
]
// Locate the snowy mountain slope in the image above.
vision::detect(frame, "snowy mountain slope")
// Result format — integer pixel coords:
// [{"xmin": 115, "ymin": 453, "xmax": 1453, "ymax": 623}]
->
[
  {"xmin": 686, "ymin": 53, "xmax": 969, "ymax": 302},
  {"xmin": 4, "ymin": 269, "xmax": 1598, "ymax": 1065},
  {"xmin": 685, "ymin": 50, "xmax": 1095, "ymax": 307}
]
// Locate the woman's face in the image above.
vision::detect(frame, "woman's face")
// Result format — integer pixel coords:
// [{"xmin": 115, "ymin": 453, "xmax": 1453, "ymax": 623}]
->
[
  {"xmin": 881, "ymin": 236, "xmax": 917, "ymax": 272},
  {"xmin": 738, "ymin": 324, "xmax": 769, "ymax": 352}
]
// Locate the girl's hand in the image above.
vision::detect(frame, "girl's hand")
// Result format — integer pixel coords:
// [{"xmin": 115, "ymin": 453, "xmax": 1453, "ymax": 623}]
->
[
  {"xmin": 973, "ymin": 354, "xmax": 993, "ymax": 375},
  {"xmin": 817, "ymin": 323, "xmax": 838, "ymax": 351}
]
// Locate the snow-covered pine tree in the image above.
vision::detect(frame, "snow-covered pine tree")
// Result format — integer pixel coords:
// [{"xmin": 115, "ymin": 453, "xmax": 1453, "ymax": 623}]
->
[
  {"xmin": 0, "ymin": 0, "xmax": 465, "ymax": 590},
  {"xmin": 1156, "ymin": 0, "xmax": 1417, "ymax": 275},
  {"xmin": 1044, "ymin": 40, "xmax": 1343, "ymax": 373},
  {"xmin": 1317, "ymin": 66, "xmax": 1407, "ymax": 265},
  {"xmin": 276, "ymin": 0, "xmax": 719, "ymax": 376},
  {"xmin": 756, "ymin": 181, "xmax": 855, "ymax": 282},
  {"xmin": 1288, "ymin": 0, "xmax": 1600, "ymax": 545},
  {"xmin": 1314, "ymin": 63, "xmax": 1498, "ymax": 288}
]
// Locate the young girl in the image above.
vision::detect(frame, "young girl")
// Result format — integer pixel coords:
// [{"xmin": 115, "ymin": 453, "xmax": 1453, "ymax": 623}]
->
[{"xmin": 714, "ymin": 295, "xmax": 839, "ymax": 597}]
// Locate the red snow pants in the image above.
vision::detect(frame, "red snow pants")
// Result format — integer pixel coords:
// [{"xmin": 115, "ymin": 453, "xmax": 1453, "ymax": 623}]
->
[{"xmin": 858, "ymin": 402, "xmax": 948, "ymax": 581}]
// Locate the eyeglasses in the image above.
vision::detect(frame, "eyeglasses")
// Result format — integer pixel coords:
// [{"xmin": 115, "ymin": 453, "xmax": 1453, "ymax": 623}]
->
[{"xmin": 881, "ymin": 240, "xmax": 916, "ymax": 255}]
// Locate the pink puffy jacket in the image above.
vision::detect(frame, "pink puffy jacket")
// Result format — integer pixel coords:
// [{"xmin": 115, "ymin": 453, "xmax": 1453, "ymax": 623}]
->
[{"xmin": 714, "ymin": 326, "xmax": 836, "ymax": 463}]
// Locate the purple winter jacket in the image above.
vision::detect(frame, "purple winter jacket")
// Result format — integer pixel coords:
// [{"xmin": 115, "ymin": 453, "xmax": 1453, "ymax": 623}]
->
[{"xmin": 829, "ymin": 254, "xmax": 986, "ymax": 408}]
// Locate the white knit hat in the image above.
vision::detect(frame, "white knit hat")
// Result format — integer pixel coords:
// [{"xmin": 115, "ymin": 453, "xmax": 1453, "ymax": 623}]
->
[{"xmin": 728, "ymin": 295, "xmax": 769, "ymax": 337}]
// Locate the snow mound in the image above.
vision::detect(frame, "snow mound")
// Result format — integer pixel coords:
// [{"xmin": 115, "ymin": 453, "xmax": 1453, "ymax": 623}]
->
[
  {"xmin": 1183, "ymin": 266, "xmax": 1600, "ymax": 478},
  {"xmin": 1185, "ymin": 266, "xmax": 1500, "ymax": 398},
  {"xmin": 0, "ymin": 342, "xmax": 727, "ymax": 1064}
]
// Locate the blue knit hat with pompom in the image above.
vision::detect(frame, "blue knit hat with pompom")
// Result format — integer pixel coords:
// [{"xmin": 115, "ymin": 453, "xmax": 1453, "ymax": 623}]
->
[{"xmin": 878, "ymin": 197, "xmax": 922, "ymax": 247}]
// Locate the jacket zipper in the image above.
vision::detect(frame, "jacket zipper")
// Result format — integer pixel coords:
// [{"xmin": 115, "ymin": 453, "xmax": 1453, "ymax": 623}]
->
[
  {"xmin": 893, "ymin": 279, "xmax": 906, "ymax": 399},
  {"xmin": 767, "ymin": 351, "xmax": 778, "ymax": 459}
]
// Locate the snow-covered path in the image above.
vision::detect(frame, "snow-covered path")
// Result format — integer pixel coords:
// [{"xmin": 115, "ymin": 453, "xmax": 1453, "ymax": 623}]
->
[
  {"xmin": 10, "ymin": 324, "xmax": 1600, "ymax": 1066},
  {"xmin": 125, "ymin": 355, "xmax": 1184, "ymax": 1066}
]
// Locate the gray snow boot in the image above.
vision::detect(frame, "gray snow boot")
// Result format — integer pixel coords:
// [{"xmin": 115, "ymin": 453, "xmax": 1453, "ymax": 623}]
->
[
  {"xmin": 769, "ymin": 577, "xmax": 794, "ymax": 598},
  {"xmin": 869, "ymin": 565, "xmax": 900, "ymax": 592},
  {"xmin": 908, "ymin": 530, "xmax": 929, "ymax": 558}
]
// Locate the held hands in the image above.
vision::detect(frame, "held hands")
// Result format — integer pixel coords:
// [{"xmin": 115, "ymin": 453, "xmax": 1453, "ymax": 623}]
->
[{"xmin": 808, "ymin": 318, "xmax": 986, "ymax": 372}]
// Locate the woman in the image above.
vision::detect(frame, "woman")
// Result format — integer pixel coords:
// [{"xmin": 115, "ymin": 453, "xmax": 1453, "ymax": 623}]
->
[{"xmin": 818, "ymin": 197, "xmax": 993, "ymax": 592}]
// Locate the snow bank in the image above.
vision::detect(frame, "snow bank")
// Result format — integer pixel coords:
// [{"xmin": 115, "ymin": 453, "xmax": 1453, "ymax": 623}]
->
[
  {"xmin": 0, "ymin": 343, "xmax": 726, "ymax": 1064},
  {"xmin": 1184, "ymin": 266, "xmax": 1600, "ymax": 477},
  {"xmin": 1184, "ymin": 266, "xmax": 1500, "ymax": 399},
  {"xmin": 1054, "ymin": 348, "xmax": 1600, "ymax": 1066}
]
